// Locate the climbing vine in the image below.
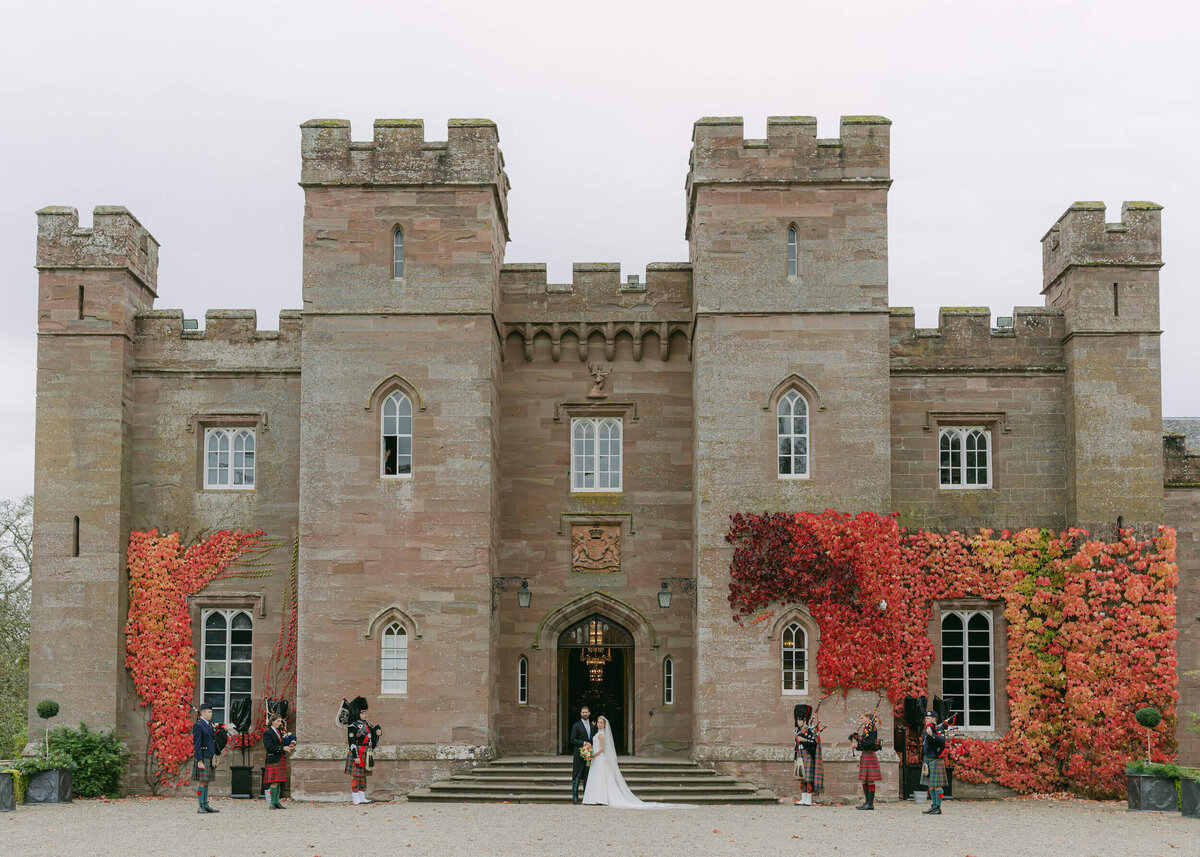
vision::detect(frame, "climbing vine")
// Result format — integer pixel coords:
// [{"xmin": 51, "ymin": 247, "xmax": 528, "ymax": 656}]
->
[
  {"xmin": 124, "ymin": 529, "xmax": 277, "ymax": 787},
  {"xmin": 726, "ymin": 511, "xmax": 1178, "ymax": 797}
]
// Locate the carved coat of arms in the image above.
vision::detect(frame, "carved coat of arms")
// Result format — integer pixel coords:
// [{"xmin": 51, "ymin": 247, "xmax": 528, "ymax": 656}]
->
[{"xmin": 571, "ymin": 524, "xmax": 621, "ymax": 573}]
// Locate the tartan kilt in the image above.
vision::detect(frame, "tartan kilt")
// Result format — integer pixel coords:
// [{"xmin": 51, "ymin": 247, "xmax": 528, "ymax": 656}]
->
[
  {"xmin": 191, "ymin": 759, "xmax": 216, "ymax": 783},
  {"xmin": 858, "ymin": 750, "xmax": 882, "ymax": 783},
  {"xmin": 345, "ymin": 753, "xmax": 371, "ymax": 778},
  {"xmin": 263, "ymin": 759, "xmax": 289, "ymax": 785},
  {"xmin": 794, "ymin": 748, "xmax": 824, "ymax": 794},
  {"xmin": 920, "ymin": 757, "xmax": 949, "ymax": 789}
]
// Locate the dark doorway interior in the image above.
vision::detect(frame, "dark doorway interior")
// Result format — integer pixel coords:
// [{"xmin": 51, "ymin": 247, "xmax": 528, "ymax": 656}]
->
[{"xmin": 558, "ymin": 614, "xmax": 633, "ymax": 755}]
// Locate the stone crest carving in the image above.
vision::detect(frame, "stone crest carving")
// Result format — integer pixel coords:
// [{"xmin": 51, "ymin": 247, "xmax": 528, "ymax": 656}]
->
[
  {"xmin": 586, "ymin": 362, "xmax": 612, "ymax": 399},
  {"xmin": 570, "ymin": 523, "xmax": 621, "ymax": 573}
]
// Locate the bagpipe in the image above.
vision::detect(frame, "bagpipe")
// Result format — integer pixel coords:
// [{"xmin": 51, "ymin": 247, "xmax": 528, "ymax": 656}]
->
[{"xmin": 848, "ymin": 695, "xmax": 884, "ymax": 752}]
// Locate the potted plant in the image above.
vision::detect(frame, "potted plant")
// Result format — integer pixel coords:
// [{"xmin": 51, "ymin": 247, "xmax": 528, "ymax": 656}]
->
[
  {"xmin": 0, "ymin": 769, "xmax": 15, "ymax": 812},
  {"xmin": 1126, "ymin": 707, "xmax": 1178, "ymax": 812},
  {"xmin": 17, "ymin": 751, "xmax": 76, "ymax": 804},
  {"xmin": 1183, "ymin": 713, "xmax": 1200, "ymax": 820}
]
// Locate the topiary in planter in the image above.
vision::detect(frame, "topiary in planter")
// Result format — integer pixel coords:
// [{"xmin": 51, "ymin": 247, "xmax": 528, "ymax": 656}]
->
[
  {"xmin": 35, "ymin": 700, "xmax": 60, "ymax": 757},
  {"xmin": 1136, "ymin": 706, "xmax": 1163, "ymax": 764}
]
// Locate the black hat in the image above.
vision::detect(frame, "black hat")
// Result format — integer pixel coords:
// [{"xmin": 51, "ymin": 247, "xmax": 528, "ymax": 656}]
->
[
  {"xmin": 794, "ymin": 704, "xmax": 813, "ymax": 722},
  {"xmin": 348, "ymin": 696, "xmax": 369, "ymax": 720},
  {"xmin": 198, "ymin": 702, "xmax": 213, "ymax": 712},
  {"xmin": 925, "ymin": 710, "xmax": 936, "ymax": 718}
]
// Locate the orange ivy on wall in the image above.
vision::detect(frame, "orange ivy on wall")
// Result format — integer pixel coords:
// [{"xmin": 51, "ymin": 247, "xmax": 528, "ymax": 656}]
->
[
  {"xmin": 726, "ymin": 511, "xmax": 1179, "ymax": 797},
  {"xmin": 124, "ymin": 529, "xmax": 269, "ymax": 787}
]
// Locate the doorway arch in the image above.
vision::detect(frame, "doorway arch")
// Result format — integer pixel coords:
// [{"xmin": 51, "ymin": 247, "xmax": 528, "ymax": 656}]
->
[{"xmin": 558, "ymin": 614, "xmax": 634, "ymax": 755}]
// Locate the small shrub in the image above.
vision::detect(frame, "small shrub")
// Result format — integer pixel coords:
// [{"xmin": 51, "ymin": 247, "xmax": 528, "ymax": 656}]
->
[
  {"xmin": 15, "ymin": 750, "xmax": 75, "ymax": 776},
  {"xmin": 3, "ymin": 768, "xmax": 26, "ymax": 804},
  {"xmin": 48, "ymin": 723, "xmax": 130, "ymax": 797},
  {"xmin": 35, "ymin": 700, "xmax": 60, "ymax": 721}
]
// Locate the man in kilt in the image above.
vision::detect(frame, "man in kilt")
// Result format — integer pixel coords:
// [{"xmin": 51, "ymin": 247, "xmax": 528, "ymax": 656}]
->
[
  {"xmin": 262, "ymin": 713, "xmax": 292, "ymax": 809},
  {"xmin": 346, "ymin": 696, "xmax": 380, "ymax": 804},
  {"xmin": 792, "ymin": 704, "xmax": 823, "ymax": 806},
  {"xmin": 919, "ymin": 711, "xmax": 948, "ymax": 815},
  {"xmin": 192, "ymin": 702, "xmax": 220, "ymax": 814},
  {"xmin": 851, "ymin": 711, "xmax": 882, "ymax": 810}
]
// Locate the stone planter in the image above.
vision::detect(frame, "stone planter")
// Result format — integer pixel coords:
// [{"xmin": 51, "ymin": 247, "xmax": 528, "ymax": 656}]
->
[
  {"xmin": 1182, "ymin": 777, "xmax": 1200, "ymax": 819},
  {"xmin": 1126, "ymin": 773, "xmax": 1177, "ymax": 812},
  {"xmin": 24, "ymin": 769, "xmax": 72, "ymax": 804},
  {"xmin": 0, "ymin": 771, "xmax": 14, "ymax": 812}
]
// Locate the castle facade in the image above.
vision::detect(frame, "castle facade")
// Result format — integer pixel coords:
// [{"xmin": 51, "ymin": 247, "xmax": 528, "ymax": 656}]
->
[{"xmin": 28, "ymin": 115, "xmax": 1198, "ymax": 798}]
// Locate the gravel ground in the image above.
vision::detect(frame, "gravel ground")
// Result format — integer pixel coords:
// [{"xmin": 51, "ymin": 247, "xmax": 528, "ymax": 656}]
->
[{"xmin": 2, "ymin": 796, "xmax": 1197, "ymax": 857}]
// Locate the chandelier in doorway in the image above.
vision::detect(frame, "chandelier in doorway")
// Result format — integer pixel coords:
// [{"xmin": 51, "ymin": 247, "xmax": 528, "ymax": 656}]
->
[{"xmin": 581, "ymin": 618, "xmax": 612, "ymax": 682}]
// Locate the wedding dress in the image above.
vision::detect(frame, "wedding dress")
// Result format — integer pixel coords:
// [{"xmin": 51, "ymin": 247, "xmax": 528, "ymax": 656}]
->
[{"xmin": 581, "ymin": 724, "xmax": 694, "ymax": 809}]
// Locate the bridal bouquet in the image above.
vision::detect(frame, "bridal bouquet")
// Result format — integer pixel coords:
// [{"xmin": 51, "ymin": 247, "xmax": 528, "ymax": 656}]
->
[{"xmin": 580, "ymin": 743, "xmax": 593, "ymax": 766}]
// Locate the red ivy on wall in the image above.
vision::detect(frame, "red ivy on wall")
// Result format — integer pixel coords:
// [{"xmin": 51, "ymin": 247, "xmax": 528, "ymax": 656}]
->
[
  {"xmin": 124, "ymin": 529, "xmax": 270, "ymax": 788},
  {"xmin": 726, "ymin": 511, "xmax": 1178, "ymax": 797}
]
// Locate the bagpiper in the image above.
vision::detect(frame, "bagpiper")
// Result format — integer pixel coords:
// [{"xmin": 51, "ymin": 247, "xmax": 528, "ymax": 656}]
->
[
  {"xmin": 850, "ymin": 710, "xmax": 882, "ymax": 810},
  {"xmin": 345, "ymin": 696, "xmax": 380, "ymax": 804},
  {"xmin": 919, "ymin": 711, "xmax": 948, "ymax": 815},
  {"xmin": 792, "ymin": 704, "xmax": 823, "ymax": 806}
]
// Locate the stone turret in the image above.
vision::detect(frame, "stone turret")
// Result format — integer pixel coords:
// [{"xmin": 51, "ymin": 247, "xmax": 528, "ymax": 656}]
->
[
  {"xmin": 686, "ymin": 116, "xmax": 891, "ymax": 314},
  {"xmin": 1042, "ymin": 201, "xmax": 1165, "ymax": 535},
  {"xmin": 300, "ymin": 119, "xmax": 509, "ymax": 315},
  {"xmin": 29, "ymin": 205, "xmax": 158, "ymax": 734}
]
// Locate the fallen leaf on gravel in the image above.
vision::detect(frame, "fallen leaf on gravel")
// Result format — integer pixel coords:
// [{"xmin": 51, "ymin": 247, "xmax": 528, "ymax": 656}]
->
[{"xmin": 713, "ymin": 829, "xmax": 720, "ymax": 833}]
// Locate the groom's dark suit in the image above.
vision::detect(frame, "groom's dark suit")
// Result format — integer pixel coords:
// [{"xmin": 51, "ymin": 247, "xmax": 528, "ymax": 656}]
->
[{"xmin": 570, "ymin": 717, "xmax": 594, "ymax": 804}]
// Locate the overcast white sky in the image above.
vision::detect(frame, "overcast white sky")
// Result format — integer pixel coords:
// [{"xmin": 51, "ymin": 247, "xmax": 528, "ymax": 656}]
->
[{"xmin": 1, "ymin": 0, "xmax": 1196, "ymax": 500}]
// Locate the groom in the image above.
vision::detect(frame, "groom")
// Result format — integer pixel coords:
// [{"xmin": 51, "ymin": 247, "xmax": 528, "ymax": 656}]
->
[{"xmin": 570, "ymin": 705, "xmax": 593, "ymax": 805}]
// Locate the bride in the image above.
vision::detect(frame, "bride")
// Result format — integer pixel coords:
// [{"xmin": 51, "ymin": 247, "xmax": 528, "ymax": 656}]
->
[{"xmin": 581, "ymin": 716, "xmax": 694, "ymax": 809}]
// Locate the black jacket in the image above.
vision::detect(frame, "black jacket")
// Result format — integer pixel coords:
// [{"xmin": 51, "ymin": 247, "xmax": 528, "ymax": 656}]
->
[
  {"xmin": 193, "ymin": 718, "xmax": 217, "ymax": 760},
  {"xmin": 855, "ymin": 727, "xmax": 881, "ymax": 752},
  {"xmin": 569, "ymin": 719, "xmax": 594, "ymax": 757},
  {"xmin": 922, "ymin": 728, "xmax": 946, "ymax": 760},
  {"xmin": 263, "ymin": 727, "xmax": 285, "ymax": 764}
]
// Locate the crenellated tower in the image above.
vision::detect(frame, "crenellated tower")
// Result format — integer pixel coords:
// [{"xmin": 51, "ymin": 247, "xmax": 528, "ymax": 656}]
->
[
  {"xmin": 687, "ymin": 116, "xmax": 894, "ymax": 761},
  {"xmin": 1042, "ymin": 201, "xmax": 1164, "ymax": 535},
  {"xmin": 30, "ymin": 206, "xmax": 158, "ymax": 733},
  {"xmin": 294, "ymin": 120, "xmax": 509, "ymax": 793}
]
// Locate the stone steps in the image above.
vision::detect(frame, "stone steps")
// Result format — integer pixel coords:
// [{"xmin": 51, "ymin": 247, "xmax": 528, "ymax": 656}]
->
[{"xmin": 407, "ymin": 756, "xmax": 778, "ymax": 805}]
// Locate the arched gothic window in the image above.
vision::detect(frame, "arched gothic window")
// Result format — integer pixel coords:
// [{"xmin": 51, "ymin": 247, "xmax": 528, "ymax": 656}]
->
[
  {"xmin": 381, "ymin": 623, "xmax": 408, "ymax": 693},
  {"xmin": 941, "ymin": 610, "xmax": 993, "ymax": 728},
  {"xmin": 663, "ymin": 656, "xmax": 674, "ymax": 705},
  {"xmin": 571, "ymin": 417, "xmax": 622, "ymax": 491},
  {"xmin": 787, "ymin": 226, "xmax": 798, "ymax": 278},
  {"xmin": 201, "ymin": 609, "xmax": 253, "ymax": 722},
  {"xmin": 782, "ymin": 621, "xmax": 807, "ymax": 693},
  {"xmin": 939, "ymin": 427, "xmax": 991, "ymax": 488},
  {"xmin": 205, "ymin": 428, "xmax": 255, "ymax": 489},
  {"xmin": 393, "ymin": 228, "xmax": 404, "ymax": 279},
  {"xmin": 777, "ymin": 390, "xmax": 809, "ymax": 478},
  {"xmin": 518, "ymin": 656, "xmax": 528, "ymax": 704},
  {"xmin": 382, "ymin": 391, "xmax": 413, "ymax": 477}
]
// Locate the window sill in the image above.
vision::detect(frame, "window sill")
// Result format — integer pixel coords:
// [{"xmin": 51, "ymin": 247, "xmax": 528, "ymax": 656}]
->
[
  {"xmin": 202, "ymin": 487, "xmax": 256, "ymax": 492},
  {"xmin": 938, "ymin": 485, "xmax": 994, "ymax": 492},
  {"xmin": 570, "ymin": 489, "xmax": 624, "ymax": 495},
  {"xmin": 379, "ymin": 691, "xmax": 408, "ymax": 697},
  {"xmin": 777, "ymin": 474, "xmax": 811, "ymax": 481},
  {"xmin": 380, "ymin": 474, "xmax": 414, "ymax": 481},
  {"xmin": 781, "ymin": 689, "xmax": 810, "ymax": 696}
]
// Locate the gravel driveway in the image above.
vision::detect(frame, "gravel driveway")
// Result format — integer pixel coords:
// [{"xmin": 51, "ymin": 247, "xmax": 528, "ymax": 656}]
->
[{"xmin": 2, "ymin": 796, "xmax": 1196, "ymax": 857}]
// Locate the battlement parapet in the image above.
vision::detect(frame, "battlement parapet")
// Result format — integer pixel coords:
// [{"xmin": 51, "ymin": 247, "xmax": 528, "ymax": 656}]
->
[
  {"xmin": 1041, "ymin": 201, "xmax": 1162, "ymax": 291},
  {"xmin": 890, "ymin": 306, "xmax": 1066, "ymax": 371},
  {"xmin": 36, "ymin": 206, "xmax": 159, "ymax": 292},
  {"xmin": 499, "ymin": 262, "xmax": 692, "ymax": 319},
  {"xmin": 687, "ymin": 115, "xmax": 890, "ymax": 189},
  {"xmin": 300, "ymin": 119, "xmax": 510, "ymax": 195},
  {"xmin": 135, "ymin": 308, "xmax": 302, "ymax": 372}
]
